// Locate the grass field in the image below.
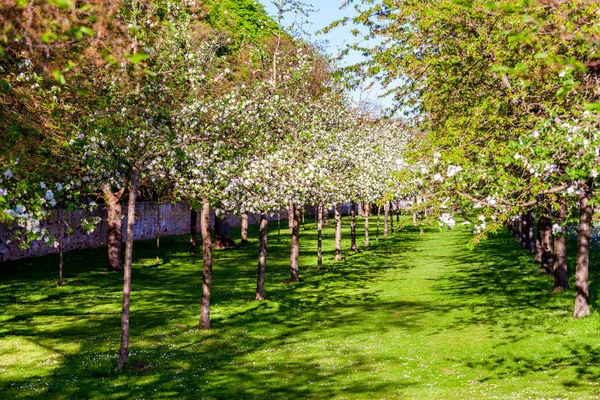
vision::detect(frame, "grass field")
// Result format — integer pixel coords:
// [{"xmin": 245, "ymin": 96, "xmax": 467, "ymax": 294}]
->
[{"xmin": 1, "ymin": 216, "xmax": 600, "ymax": 399}]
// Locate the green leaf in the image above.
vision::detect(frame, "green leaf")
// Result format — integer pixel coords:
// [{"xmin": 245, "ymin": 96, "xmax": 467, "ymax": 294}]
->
[{"xmin": 127, "ymin": 53, "xmax": 150, "ymax": 64}]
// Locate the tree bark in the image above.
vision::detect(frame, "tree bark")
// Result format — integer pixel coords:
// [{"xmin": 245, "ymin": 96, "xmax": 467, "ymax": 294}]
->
[
  {"xmin": 214, "ymin": 215, "xmax": 236, "ymax": 249},
  {"xmin": 58, "ymin": 209, "xmax": 63, "ymax": 286},
  {"xmin": 520, "ymin": 214, "xmax": 528, "ymax": 248},
  {"xmin": 412, "ymin": 196, "xmax": 417, "ymax": 225},
  {"xmin": 389, "ymin": 201, "xmax": 394, "ymax": 233},
  {"xmin": 288, "ymin": 204, "xmax": 294, "ymax": 233},
  {"xmin": 376, "ymin": 205, "xmax": 380, "ymax": 241},
  {"xmin": 277, "ymin": 208, "xmax": 281, "ymax": 235},
  {"xmin": 516, "ymin": 214, "xmax": 523, "ymax": 242},
  {"xmin": 324, "ymin": 206, "xmax": 329, "ymax": 226},
  {"xmin": 155, "ymin": 203, "xmax": 161, "ymax": 264},
  {"xmin": 574, "ymin": 187, "xmax": 592, "ymax": 318},
  {"xmin": 190, "ymin": 209, "xmax": 197, "ymax": 255},
  {"xmin": 383, "ymin": 202, "xmax": 389, "ymax": 237},
  {"xmin": 289, "ymin": 204, "xmax": 300, "ymax": 282},
  {"xmin": 317, "ymin": 203, "xmax": 323, "ymax": 269},
  {"xmin": 538, "ymin": 216, "xmax": 554, "ymax": 275},
  {"xmin": 241, "ymin": 213, "xmax": 249, "ymax": 244},
  {"xmin": 117, "ymin": 169, "xmax": 139, "ymax": 370},
  {"xmin": 553, "ymin": 199, "xmax": 569, "ymax": 292},
  {"xmin": 334, "ymin": 203, "xmax": 342, "ymax": 261},
  {"xmin": 103, "ymin": 184, "xmax": 125, "ymax": 272},
  {"xmin": 526, "ymin": 213, "xmax": 536, "ymax": 252},
  {"xmin": 350, "ymin": 201, "xmax": 358, "ymax": 252},
  {"xmin": 256, "ymin": 211, "xmax": 268, "ymax": 300},
  {"xmin": 364, "ymin": 202, "xmax": 370, "ymax": 247},
  {"xmin": 200, "ymin": 199, "xmax": 213, "ymax": 329}
]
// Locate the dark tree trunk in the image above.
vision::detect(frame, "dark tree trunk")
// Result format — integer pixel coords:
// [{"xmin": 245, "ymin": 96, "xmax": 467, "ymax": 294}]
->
[
  {"xmin": 389, "ymin": 201, "xmax": 394, "ymax": 233},
  {"xmin": 317, "ymin": 203, "xmax": 323, "ymax": 268},
  {"xmin": 553, "ymin": 199, "xmax": 569, "ymax": 292},
  {"xmin": 324, "ymin": 206, "xmax": 329, "ymax": 226},
  {"xmin": 241, "ymin": 213, "xmax": 249, "ymax": 244},
  {"xmin": 301, "ymin": 206, "xmax": 305, "ymax": 230},
  {"xmin": 58, "ymin": 209, "xmax": 63, "ymax": 286},
  {"xmin": 214, "ymin": 215, "xmax": 236, "ymax": 249},
  {"xmin": 538, "ymin": 216, "xmax": 554, "ymax": 275},
  {"xmin": 516, "ymin": 214, "xmax": 523, "ymax": 242},
  {"xmin": 289, "ymin": 205, "xmax": 300, "ymax": 282},
  {"xmin": 520, "ymin": 214, "xmax": 528, "ymax": 248},
  {"xmin": 117, "ymin": 169, "xmax": 139, "ymax": 371},
  {"xmin": 103, "ymin": 185, "xmax": 125, "ymax": 272},
  {"xmin": 200, "ymin": 199, "xmax": 213, "ymax": 329},
  {"xmin": 190, "ymin": 209, "xmax": 197, "ymax": 255},
  {"xmin": 350, "ymin": 201, "xmax": 357, "ymax": 252},
  {"xmin": 288, "ymin": 204, "xmax": 294, "ymax": 233},
  {"xmin": 574, "ymin": 187, "xmax": 592, "ymax": 318},
  {"xmin": 277, "ymin": 209, "xmax": 281, "ymax": 235},
  {"xmin": 526, "ymin": 213, "xmax": 536, "ymax": 252},
  {"xmin": 383, "ymin": 202, "xmax": 389, "ymax": 237},
  {"xmin": 156, "ymin": 203, "xmax": 161, "ymax": 264},
  {"xmin": 364, "ymin": 202, "xmax": 370, "ymax": 247},
  {"xmin": 334, "ymin": 203, "xmax": 342, "ymax": 261},
  {"xmin": 256, "ymin": 211, "xmax": 268, "ymax": 300}
]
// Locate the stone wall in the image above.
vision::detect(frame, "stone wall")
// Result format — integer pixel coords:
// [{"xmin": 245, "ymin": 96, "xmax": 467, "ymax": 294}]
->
[{"xmin": 0, "ymin": 202, "xmax": 289, "ymax": 262}]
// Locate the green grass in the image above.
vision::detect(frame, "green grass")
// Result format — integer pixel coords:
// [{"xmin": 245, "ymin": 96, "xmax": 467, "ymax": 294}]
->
[{"xmin": 1, "ymin": 216, "xmax": 600, "ymax": 399}]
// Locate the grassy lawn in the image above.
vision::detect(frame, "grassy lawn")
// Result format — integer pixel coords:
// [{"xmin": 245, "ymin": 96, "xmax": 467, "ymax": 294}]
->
[{"xmin": 1, "ymin": 216, "xmax": 600, "ymax": 399}]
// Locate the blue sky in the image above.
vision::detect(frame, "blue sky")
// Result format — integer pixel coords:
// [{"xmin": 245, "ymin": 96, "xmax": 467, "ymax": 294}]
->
[{"xmin": 256, "ymin": 0, "xmax": 395, "ymax": 110}]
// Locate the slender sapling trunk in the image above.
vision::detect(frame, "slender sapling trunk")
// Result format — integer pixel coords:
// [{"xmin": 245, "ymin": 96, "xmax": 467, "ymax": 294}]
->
[
  {"xmin": 117, "ymin": 169, "xmax": 139, "ymax": 371},
  {"xmin": 200, "ymin": 199, "xmax": 213, "ymax": 328},
  {"xmin": 290, "ymin": 205, "xmax": 300, "ymax": 282},
  {"xmin": 350, "ymin": 201, "xmax": 357, "ymax": 252},
  {"xmin": 256, "ymin": 211, "xmax": 268, "ymax": 300},
  {"xmin": 334, "ymin": 203, "xmax": 342, "ymax": 261},
  {"xmin": 574, "ymin": 187, "xmax": 592, "ymax": 318}
]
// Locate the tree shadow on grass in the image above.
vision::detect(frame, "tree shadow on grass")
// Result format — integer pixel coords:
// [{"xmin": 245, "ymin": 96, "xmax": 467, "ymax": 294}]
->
[{"xmin": 0, "ymin": 218, "xmax": 433, "ymax": 399}]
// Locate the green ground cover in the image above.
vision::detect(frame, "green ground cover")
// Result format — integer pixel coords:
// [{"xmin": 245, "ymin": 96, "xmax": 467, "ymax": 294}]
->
[{"xmin": 1, "ymin": 217, "xmax": 600, "ymax": 399}]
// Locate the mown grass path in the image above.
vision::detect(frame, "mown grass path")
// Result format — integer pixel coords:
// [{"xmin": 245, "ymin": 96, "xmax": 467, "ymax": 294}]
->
[{"xmin": 1, "ymin": 218, "xmax": 600, "ymax": 399}]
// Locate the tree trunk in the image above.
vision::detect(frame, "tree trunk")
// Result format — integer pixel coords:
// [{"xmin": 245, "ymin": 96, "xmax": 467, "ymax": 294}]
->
[
  {"xmin": 376, "ymin": 205, "xmax": 380, "ymax": 241},
  {"xmin": 412, "ymin": 196, "xmax": 417, "ymax": 225},
  {"xmin": 288, "ymin": 204, "xmax": 294, "ymax": 233},
  {"xmin": 389, "ymin": 201, "xmax": 394, "ymax": 233},
  {"xmin": 350, "ymin": 201, "xmax": 358, "ymax": 252},
  {"xmin": 317, "ymin": 203, "xmax": 323, "ymax": 268},
  {"xmin": 200, "ymin": 199, "xmax": 213, "ymax": 329},
  {"xmin": 156, "ymin": 203, "xmax": 161, "ymax": 264},
  {"xmin": 324, "ymin": 206, "xmax": 329, "ymax": 226},
  {"xmin": 383, "ymin": 202, "xmax": 389, "ymax": 237},
  {"xmin": 103, "ymin": 185, "xmax": 125, "ymax": 272},
  {"xmin": 574, "ymin": 188, "xmax": 592, "ymax": 318},
  {"xmin": 364, "ymin": 202, "xmax": 370, "ymax": 247},
  {"xmin": 277, "ymin": 209, "xmax": 281, "ymax": 235},
  {"xmin": 301, "ymin": 206, "xmax": 305, "ymax": 230},
  {"xmin": 516, "ymin": 214, "xmax": 523, "ymax": 242},
  {"xmin": 289, "ymin": 204, "xmax": 300, "ymax": 282},
  {"xmin": 117, "ymin": 169, "xmax": 139, "ymax": 371},
  {"xmin": 256, "ymin": 211, "xmax": 268, "ymax": 301},
  {"xmin": 520, "ymin": 214, "xmax": 528, "ymax": 248},
  {"xmin": 538, "ymin": 216, "xmax": 554, "ymax": 275},
  {"xmin": 190, "ymin": 209, "xmax": 197, "ymax": 255},
  {"xmin": 58, "ymin": 209, "xmax": 63, "ymax": 286},
  {"xmin": 241, "ymin": 213, "xmax": 249, "ymax": 244},
  {"xmin": 553, "ymin": 199, "xmax": 569, "ymax": 292},
  {"xmin": 526, "ymin": 213, "xmax": 536, "ymax": 252},
  {"xmin": 214, "ymin": 215, "xmax": 236, "ymax": 249},
  {"xmin": 334, "ymin": 203, "xmax": 342, "ymax": 261}
]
